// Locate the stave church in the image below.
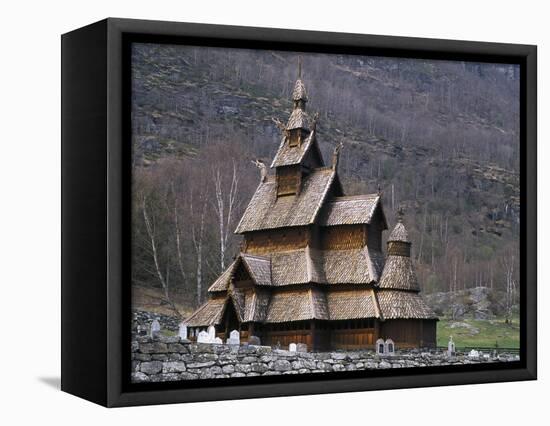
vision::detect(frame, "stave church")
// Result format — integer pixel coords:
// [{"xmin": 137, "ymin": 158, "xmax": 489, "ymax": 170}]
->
[{"xmin": 185, "ymin": 68, "xmax": 437, "ymax": 351}]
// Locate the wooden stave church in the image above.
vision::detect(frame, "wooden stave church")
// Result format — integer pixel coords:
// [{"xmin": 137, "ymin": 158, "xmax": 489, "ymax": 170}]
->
[{"xmin": 185, "ymin": 71, "xmax": 437, "ymax": 351}]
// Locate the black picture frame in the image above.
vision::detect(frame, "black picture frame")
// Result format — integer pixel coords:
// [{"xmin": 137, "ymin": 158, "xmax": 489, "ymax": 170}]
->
[{"xmin": 61, "ymin": 17, "xmax": 537, "ymax": 407}]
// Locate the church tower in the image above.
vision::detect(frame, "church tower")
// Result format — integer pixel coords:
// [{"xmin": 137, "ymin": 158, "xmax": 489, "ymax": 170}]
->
[{"xmin": 270, "ymin": 62, "xmax": 325, "ymax": 197}]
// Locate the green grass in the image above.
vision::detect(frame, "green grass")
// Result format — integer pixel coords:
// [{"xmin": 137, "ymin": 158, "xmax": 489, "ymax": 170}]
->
[
  {"xmin": 160, "ymin": 329, "xmax": 177, "ymax": 337},
  {"xmin": 437, "ymin": 316, "xmax": 520, "ymax": 349}
]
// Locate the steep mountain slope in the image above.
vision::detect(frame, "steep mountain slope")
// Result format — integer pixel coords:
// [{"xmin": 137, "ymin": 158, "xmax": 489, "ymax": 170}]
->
[{"xmin": 131, "ymin": 43, "xmax": 520, "ymax": 308}]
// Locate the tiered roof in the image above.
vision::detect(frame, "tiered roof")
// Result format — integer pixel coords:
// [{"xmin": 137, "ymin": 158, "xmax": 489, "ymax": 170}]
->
[
  {"xmin": 271, "ymin": 130, "xmax": 323, "ymax": 168},
  {"xmin": 377, "ymin": 220, "xmax": 437, "ymax": 320},
  {"xmin": 235, "ymin": 168, "xmax": 337, "ymax": 233},
  {"xmin": 377, "ymin": 291, "xmax": 437, "ymax": 320},
  {"xmin": 186, "ymin": 70, "xmax": 437, "ymax": 328},
  {"xmin": 318, "ymin": 194, "xmax": 387, "ymax": 228},
  {"xmin": 387, "ymin": 220, "xmax": 410, "ymax": 243},
  {"xmin": 378, "ymin": 255, "xmax": 420, "ymax": 291},
  {"xmin": 208, "ymin": 247, "xmax": 383, "ymax": 292},
  {"xmin": 266, "ymin": 288, "xmax": 328, "ymax": 323}
]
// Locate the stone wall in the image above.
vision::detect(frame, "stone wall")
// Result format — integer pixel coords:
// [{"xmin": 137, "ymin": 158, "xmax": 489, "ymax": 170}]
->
[{"xmin": 131, "ymin": 336, "xmax": 519, "ymax": 383}]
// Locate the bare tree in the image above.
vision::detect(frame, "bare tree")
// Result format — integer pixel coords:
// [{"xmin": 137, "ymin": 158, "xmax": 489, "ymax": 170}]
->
[
  {"xmin": 501, "ymin": 252, "xmax": 517, "ymax": 324},
  {"xmin": 212, "ymin": 161, "xmax": 239, "ymax": 272},
  {"xmin": 191, "ymin": 192, "xmax": 207, "ymax": 306},
  {"xmin": 141, "ymin": 194, "xmax": 181, "ymax": 317},
  {"xmin": 171, "ymin": 182, "xmax": 187, "ymax": 285}
]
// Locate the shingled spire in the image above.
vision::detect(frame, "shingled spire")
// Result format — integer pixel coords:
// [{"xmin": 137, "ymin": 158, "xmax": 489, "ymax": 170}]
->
[
  {"xmin": 378, "ymin": 220, "xmax": 417, "ymax": 290},
  {"xmin": 287, "ymin": 58, "xmax": 310, "ymax": 141},
  {"xmin": 387, "ymin": 213, "xmax": 411, "ymax": 256},
  {"xmin": 292, "ymin": 58, "xmax": 308, "ymax": 108},
  {"xmin": 268, "ymin": 60, "xmax": 326, "ymax": 197}
]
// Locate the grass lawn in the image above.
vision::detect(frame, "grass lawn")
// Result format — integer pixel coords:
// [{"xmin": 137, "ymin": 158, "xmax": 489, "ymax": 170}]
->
[{"xmin": 437, "ymin": 316, "xmax": 520, "ymax": 349}]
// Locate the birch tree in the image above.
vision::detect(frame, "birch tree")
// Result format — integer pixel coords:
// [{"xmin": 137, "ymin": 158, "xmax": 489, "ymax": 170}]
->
[
  {"xmin": 212, "ymin": 161, "xmax": 239, "ymax": 272},
  {"xmin": 501, "ymin": 252, "xmax": 517, "ymax": 324},
  {"xmin": 141, "ymin": 194, "xmax": 181, "ymax": 317},
  {"xmin": 191, "ymin": 191, "xmax": 207, "ymax": 306},
  {"xmin": 171, "ymin": 183, "xmax": 187, "ymax": 286}
]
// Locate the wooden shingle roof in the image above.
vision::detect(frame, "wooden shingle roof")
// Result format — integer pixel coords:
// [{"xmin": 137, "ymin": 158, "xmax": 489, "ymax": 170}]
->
[
  {"xmin": 185, "ymin": 297, "xmax": 226, "ymax": 327},
  {"xmin": 207, "ymin": 260, "xmax": 237, "ymax": 292},
  {"xmin": 326, "ymin": 289, "xmax": 380, "ymax": 320},
  {"xmin": 270, "ymin": 130, "xmax": 323, "ymax": 168},
  {"xmin": 316, "ymin": 247, "xmax": 384, "ymax": 285},
  {"xmin": 377, "ymin": 290, "xmax": 437, "ymax": 320},
  {"xmin": 265, "ymin": 288, "xmax": 329, "ymax": 323},
  {"xmin": 387, "ymin": 221, "xmax": 410, "ymax": 243},
  {"xmin": 292, "ymin": 78, "xmax": 308, "ymax": 102},
  {"xmin": 240, "ymin": 254, "xmax": 272, "ymax": 286},
  {"xmin": 286, "ymin": 108, "xmax": 309, "ymax": 130},
  {"xmin": 207, "ymin": 247, "xmax": 384, "ymax": 292},
  {"xmin": 378, "ymin": 254, "xmax": 420, "ymax": 291},
  {"xmin": 235, "ymin": 168, "xmax": 336, "ymax": 234},
  {"xmin": 318, "ymin": 194, "xmax": 386, "ymax": 227}
]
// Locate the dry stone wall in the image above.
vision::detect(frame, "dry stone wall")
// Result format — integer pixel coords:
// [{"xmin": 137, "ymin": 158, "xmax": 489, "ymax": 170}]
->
[{"xmin": 131, "ymin": 336, "xmax": 519, "ymax": 383}]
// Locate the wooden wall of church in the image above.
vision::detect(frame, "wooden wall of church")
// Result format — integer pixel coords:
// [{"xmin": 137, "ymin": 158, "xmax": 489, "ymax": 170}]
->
[
  {"xmin": 243, "ymin": 227, "xmax": 308, "ymax": 254},
  {"xmin": 276, "ymin": 165, "xmax": 301, "ymax": 196},
  {"xmin": 320, "ymin": 224, "xmax": 366, "ymax": 250},
  {"xmin": 380, "ymin": 319, "xmax": 437, "ymax": 348}
]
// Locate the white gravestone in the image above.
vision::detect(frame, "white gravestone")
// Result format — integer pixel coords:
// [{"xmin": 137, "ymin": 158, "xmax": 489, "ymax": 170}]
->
[
  {"xmin": 197, "ymin": 330, "xmax": 209, "ymax": 343},
  {"xmin": 376, "ymin": 338, "xmax": 385, "ymax": 355},
  {"xmin": 289, "ymin": 343, "xmax": 297, "ymax": 352},
  {"xmin": 447, "ymin": 336, "xmax": 456, "ymax": 357},
  {"xmin": 178, "ymin": 323, "xmax": 188, "ymax": 340},
  {"xmin": 468, "ymin": 349, "xmax": 480, "ymax": 359},
  {"xmin": 214, "ymin": 337, "xmax": 223, "ymax": 344},
  {"xmin": 227, "ymin": 329, "xmax": 240, "ymax": 345},
  {"xmin": 385, "ymin": 339, "xmax": 395, "ymax": 355},
  {"xmin": 207, "ymin": 325, "xmax": 216, "ymax": 342},
  {"xmin": 150, "ymin": 318, "xmax": 161, "ymax": 338},
  {"xmin": 296, "ymin": 343, "xmax": 308, "ymax": 353}
]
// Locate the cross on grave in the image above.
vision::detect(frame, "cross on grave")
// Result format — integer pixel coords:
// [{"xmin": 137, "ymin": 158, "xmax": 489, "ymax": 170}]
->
[{"xmin": 447, "ymin": 336, "xmax": 456, "ymax": 357}]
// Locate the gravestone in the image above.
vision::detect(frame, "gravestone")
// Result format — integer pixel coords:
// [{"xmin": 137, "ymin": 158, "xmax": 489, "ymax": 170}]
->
[
  {"xmin": 178, "ymin": 323, "xmax": 188, "ymax": 341},
  {"xmin": 214, "ymin": 337, "xmax": 223, "ymax": 344},
  {"xmin": 227, "ymin": 329, "xmax": 240, "ymax": 345},
  {"xmin": 447, "ymin": 336, "xmax": 456, "ymax": 357},
  {"xmin": 468, "ymin": 349, "xmax": 480, "ymax": 359},
  {"xmin": 385, "ymin": 339, "xmax": 395, "ymax": 355},
  {"xmin": 248, "ymin": 335, "xmax": 261, "ymax": 346},
  {"xmin": 197, "ymin": 330, "xmax": 209, "ymax": 343},
  {"xmin": 376, "ymin": 338, "xmax": 385, "ymax": 355},
  {"xmin": 207, "ymin": 325, "xmax": 216, "ymax": 342},
  {"xmin": 289, "ymin": 343, "xmax": 297, "ymax": 352},
  {"xmin": 150, "ymin": 318, "xmax": 161, "ymax": 339},
  {"xmin": 296, "ymin": 343, "xmax": 308, "ymax": 353}
]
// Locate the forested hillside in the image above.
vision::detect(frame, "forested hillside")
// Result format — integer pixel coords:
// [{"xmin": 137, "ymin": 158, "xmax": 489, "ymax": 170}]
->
[{"xmin": 131, "ymin": 43, "xmax": 520, "ymax": 317}]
